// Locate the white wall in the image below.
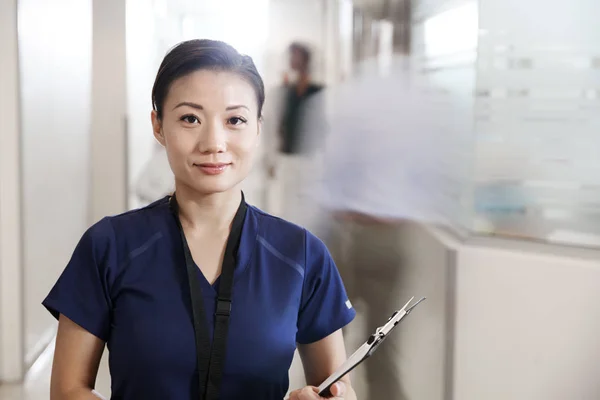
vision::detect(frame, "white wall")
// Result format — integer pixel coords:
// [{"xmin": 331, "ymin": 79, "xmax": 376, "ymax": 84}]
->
[
  {"xmin": 17, "ymin": 0, "xmax": 93, "ymax": 367},
  {"xmin": 0, "ymin": 0, "xmax": 24, "ymax": 383},
  {"xmin": 454, "ymin": 241, "xmax": 600, "ymax": 400},
  {"xmin": 391, "ymin": 224, "xmax": 459, "ymax": 400},
  {"xmin": 396, "ymin": 223, "xmax": 600, "ymax": 400},
  {"xmin": 90, "ymin": 0, "xmax": 127, "ymax": 221},
  {"xmin": 126, "ymin": 0, "xmax": 161, "ymax": 210},
  {"xmin": 0, "ymin": 0, "xmax": 128, "ymax": 381}
]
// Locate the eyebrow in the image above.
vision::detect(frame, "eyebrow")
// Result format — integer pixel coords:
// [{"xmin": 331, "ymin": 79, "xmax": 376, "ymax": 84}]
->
[
  {"xmin": 226, "ymin": 105, "xmax": 250, "ymax": 111},
  {"xmin": 173, "ymin": 102, "xmax": 203, "ymax": 111},
  {"xmin": 172, "ymin": 102, "xmax": 249, "ymax": 112}
]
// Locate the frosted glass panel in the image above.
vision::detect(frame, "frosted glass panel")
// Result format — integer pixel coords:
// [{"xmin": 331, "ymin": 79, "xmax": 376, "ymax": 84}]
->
[
  {"xmin": 473, "ymin": 0, "xmax": 600, "ymax": 246},
  {"xmin": 411, "ymin": 0, "xmax": 478, "ymax": 231}
]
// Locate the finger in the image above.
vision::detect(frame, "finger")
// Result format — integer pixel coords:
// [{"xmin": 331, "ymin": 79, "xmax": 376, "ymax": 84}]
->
[
  {"xmin": 302, "ymin": 386, "xmax": 321, "ymax": 399},
  {"xmin": 289, "ymin": 386, "xmax": 319, "ymax": 400},
  {"xmin": 328, "ymin": 381, "xmax": 346, "ymax": 398}
]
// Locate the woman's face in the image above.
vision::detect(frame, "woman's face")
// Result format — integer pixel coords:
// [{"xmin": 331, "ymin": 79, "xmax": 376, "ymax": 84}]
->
[{"xmin": 152, "ymin": 70, "xmax": 261, "ymax": 195}]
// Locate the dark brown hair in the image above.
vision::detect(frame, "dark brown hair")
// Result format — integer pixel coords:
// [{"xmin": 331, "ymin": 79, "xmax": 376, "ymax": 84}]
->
[
  {"xmin": 151, "ymin": 39, "xmax": 265, "ymax": 119},
  {"xmin": 289, "ymin": 42, "xmax": 311, "ymax": 68}
]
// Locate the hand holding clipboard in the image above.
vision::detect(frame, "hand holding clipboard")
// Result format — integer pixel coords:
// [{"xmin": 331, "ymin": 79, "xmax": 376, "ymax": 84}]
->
[{"xmin": 317, "ymin": 296, "xmax": 426, "ymax": 397}]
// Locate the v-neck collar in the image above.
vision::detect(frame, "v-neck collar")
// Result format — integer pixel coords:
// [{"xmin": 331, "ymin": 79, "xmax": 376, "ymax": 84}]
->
[{"xmin": 164, "ymin": 196, "xmax": 258, "ymax": 289}]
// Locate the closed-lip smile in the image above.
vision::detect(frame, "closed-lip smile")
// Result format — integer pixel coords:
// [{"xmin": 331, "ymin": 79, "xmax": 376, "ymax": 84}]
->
[
  {"xmin": 196, "ymin": 162, "xmax": 230, "ymax": 167},
  {"xmin": 193, "ymin": 162, "xmax": 231, "ymax": 175}
]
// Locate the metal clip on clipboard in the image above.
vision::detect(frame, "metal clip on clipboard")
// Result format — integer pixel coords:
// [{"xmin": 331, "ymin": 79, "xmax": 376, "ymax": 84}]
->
[{"xmin": 317, "ymin": 296, "xmax": 426, "ymax": 397}]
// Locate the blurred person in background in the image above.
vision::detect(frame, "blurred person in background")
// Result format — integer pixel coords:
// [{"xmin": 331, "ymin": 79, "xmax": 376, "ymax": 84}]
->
[
  {"xmin": 134, "ymin": 140, "xmax": 174, "ymax": 205},
  {"xmin": 266, "ymin": 42, "xmax": 327, "ymax": 226},
  {"xmin": 320, "ymin": 53, "xmax": 456, "ymax": 399},
  {"xmin": 278, "ymin": 42, "xmax": 324, "ymax": 155}
]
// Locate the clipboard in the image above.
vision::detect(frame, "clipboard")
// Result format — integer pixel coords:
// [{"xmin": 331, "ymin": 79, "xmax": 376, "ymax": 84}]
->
[{"xmin": 317, "ymin": 296, "xmax": 426, "ymax": 397}]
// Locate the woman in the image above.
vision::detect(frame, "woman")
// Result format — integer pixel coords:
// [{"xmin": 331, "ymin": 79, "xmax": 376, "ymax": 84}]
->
[{"xmin": 43, "ymin": 39, "xmax": 357, "ymax": 400}]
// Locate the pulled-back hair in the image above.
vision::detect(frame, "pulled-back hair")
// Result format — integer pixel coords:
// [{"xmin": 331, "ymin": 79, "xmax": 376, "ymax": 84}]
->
[{"xmin": 152, "ymin": 39, "xmax": 265, "ymax": 119}]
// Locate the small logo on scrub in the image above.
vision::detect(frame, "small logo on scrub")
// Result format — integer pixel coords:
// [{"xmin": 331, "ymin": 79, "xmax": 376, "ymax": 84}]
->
[{"xmin": 345, "ymin": 299, "xmax": 353, "ymax": 310}]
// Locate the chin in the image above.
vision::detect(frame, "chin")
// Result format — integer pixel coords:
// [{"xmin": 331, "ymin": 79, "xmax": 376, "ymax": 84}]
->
[{"xmin": 189, "ymin": 178, "xmax": 241, "ymax": 196}]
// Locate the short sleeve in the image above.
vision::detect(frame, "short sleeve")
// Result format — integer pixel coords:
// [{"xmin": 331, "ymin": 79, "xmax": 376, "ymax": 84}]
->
[
  {"xmin": 296, "ymin": 230, "xmax": 356, "ymax": 344},
  {"xmin": 42, "ymin": 218, "xmax": 115, "ymax": 342}
]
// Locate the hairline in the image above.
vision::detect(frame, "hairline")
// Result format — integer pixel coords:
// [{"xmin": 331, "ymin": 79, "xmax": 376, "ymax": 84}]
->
[{"xmin": 155, "ymin": 65, "xmax": 263, "ymax": 120}]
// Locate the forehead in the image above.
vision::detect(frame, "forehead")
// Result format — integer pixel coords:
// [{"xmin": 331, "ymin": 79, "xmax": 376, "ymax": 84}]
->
[
  {"xmin": 291, "ymin": 47, "xmax": 307, "ymax": 58},
  {"xmin": 165, "ymin": 69, "xmax": 258, "ymax": 111}
]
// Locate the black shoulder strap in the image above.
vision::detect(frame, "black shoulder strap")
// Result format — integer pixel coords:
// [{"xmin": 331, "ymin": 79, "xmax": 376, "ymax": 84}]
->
[
  {"xmin": 170, "ymin": 192, "xmax": 247, "ymax": 400},
  {"xmin": 204, "ymin": 193, "xmax": 247, "ymax": 400}
]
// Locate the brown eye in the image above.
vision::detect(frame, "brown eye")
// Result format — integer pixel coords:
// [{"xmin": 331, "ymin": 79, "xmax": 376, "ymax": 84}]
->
[
  {"xmin": 181, "ymin": 115, "xmax": 199, "ymax": 124},
  {"xmin": 228, "ymin": 116, "xmax": 247, "ymax": 126}
]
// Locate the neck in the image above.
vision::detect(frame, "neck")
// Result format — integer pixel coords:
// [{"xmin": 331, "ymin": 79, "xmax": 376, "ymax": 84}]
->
[
  {"xmin": 295, "ymin": 73, "xmax": 310, "ymax": 95},
  {"xmin": 298, "ymin": 71, "xmax": 309, "ymax": 82},
  {"xmin": 174, "ymin": 182, "xmax": 242, "ymax": 232}
]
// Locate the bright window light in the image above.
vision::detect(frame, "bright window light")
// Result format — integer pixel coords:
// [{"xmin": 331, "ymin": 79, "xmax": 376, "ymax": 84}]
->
[
  {"xmin": 424, "ymin": 2, "xmax": 479, "ymax": 57},
  {"xmin": 180, "ymin": 0, "xmax": 269, "ymax": 59}
]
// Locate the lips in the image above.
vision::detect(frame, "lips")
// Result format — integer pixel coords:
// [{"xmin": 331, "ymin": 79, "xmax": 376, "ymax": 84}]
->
[{"xmin": 193, "ymin": 162, "xmax": 231, "ymax": 175}]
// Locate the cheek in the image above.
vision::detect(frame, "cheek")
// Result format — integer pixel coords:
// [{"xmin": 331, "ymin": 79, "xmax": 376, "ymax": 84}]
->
[
  {"xmin": 163, "ymin": 145, "xmax": 184, "ymax": 174},
  {"xmin": 231, "ymin": 133, "xmax": 259, "ymax": 157},
  {"xmin": 163, "ymin": 124, "xmax": 194, "ymax": 151},
  {"xmin": 163, "ymin": 131, "xmax": 192, "ymax": 167}
]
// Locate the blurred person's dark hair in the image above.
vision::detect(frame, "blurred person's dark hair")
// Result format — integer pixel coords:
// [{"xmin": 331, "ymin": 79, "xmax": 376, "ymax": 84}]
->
[
  {"xmin": 151, "ymin": 39, "xmax": 265, "ymax": 119},
  {"xmin": 288, "ymin": 42, "xmax": 312, "ymax": 72}
]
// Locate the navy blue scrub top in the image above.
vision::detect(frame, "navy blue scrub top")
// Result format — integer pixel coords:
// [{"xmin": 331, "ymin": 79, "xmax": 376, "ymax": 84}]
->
[{"xmin": 43, "ymin": 196, "xmax": 355, "ymax": 400}]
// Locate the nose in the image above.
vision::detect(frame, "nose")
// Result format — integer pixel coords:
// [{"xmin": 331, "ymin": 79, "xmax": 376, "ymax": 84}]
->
[{"xmin": 198, "ymin": 119, "xmax": 226, "ymax": 154}]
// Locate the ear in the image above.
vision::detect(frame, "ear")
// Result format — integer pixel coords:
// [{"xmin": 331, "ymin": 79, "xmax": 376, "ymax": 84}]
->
[
  {"xmin": 257, "ymin": 117, "xmax": 263, "ymax": 136},
  {"xmin": 256, "ymin": 118, "xmax": 263, "ymax": 147},
  {"xmin": 151, "ymin": 110, "xmax": 166, "ymax": 146}
]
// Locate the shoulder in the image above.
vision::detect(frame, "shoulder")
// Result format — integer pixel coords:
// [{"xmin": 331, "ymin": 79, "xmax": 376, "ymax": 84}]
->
[
  {"xmin": 250, "ymin": 204, "xmax": 306, "ymax": 240},
  {"xmin": 61, "ymin": 197, "xmax": 175, "ymax": 296},
  {"xmin": 249, "ymin": 205, "xmax": 329, "ymax": 264},
  {"xmin": 307, "ymin": 84, "xmax": 324, "ymax": 97},
  {"xmin": 312, "ymin": 83, "xmax": 324, "ymax": 91},
  {"xmin": 81, "ymin": 196, "xmax": 172, "ymax": 262},
  {"xmin": 103, "ymin": 196, "xmax": 171, "ymax": 235}
]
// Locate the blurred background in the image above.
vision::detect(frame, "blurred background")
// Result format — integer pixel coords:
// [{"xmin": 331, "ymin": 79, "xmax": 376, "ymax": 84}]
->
[{"xmin": 1, "ymin": 0, "xmax": 600, "ymax": 399}]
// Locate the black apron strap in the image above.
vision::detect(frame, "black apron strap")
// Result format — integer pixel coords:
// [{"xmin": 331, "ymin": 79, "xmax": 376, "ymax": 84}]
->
[{"xmin": 170, "ymin": 192, "xmax": 247, "ymax": 400}]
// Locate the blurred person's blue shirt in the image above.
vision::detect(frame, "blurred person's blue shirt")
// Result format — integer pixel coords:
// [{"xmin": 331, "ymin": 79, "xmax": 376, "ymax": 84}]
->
[{"xmin": 320, "ymin": 56, "xmax": 470, "ymax": 224}]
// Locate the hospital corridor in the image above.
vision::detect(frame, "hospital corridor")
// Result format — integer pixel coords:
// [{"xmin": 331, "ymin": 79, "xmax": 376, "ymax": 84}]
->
[{"xmin": 2, "ymin": 0, "xmax": 600, "ymax": 399}]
